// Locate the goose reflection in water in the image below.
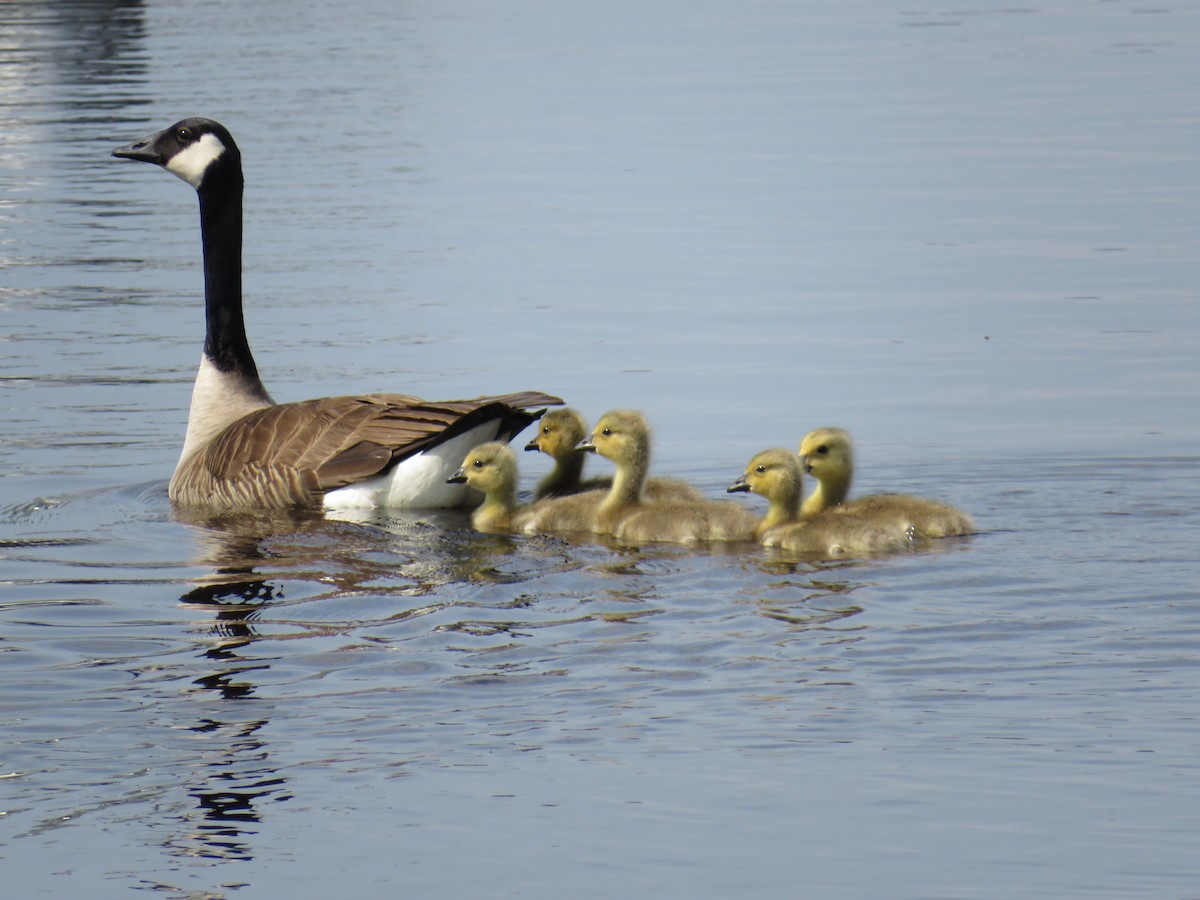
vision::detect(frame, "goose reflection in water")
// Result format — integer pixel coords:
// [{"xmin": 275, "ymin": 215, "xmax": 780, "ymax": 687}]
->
[
  {"xmin": 168, "ymin": 505, "xmax": 562, "ymax": 860},
  {"xmin": 175, "ymin": 505, "xmax": 539, "ymax": 609},
  {"xmin": 168, "ymin": 682, "xmax": 285, "ymax": 861},
  {"xmin": 169, "ymin": 511, "xmax": 334, "ymax": 864},
  {"xmin": 172, "ymin": 529, "xmax": 293, "ymax": 863}
]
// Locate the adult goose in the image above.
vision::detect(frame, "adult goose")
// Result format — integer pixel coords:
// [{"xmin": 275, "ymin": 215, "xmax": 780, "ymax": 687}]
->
[
  {"xmin": 113, "ymin": 117, "xmax": 561, "ymax": 510},
  {"xmin": 798, "ymin": 427, "xmax": 974, "ymax": 538}
]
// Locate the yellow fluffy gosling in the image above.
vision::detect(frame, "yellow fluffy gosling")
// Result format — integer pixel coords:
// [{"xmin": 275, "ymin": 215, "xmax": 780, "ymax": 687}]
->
[
  {"xmin": 799, "ymin": 427, "xmax": 975, "ymax": 538},
  {"xmin": 582, "ymin": 410, "xmax": 756, "ymax": 544},
  {"xmin": 447, "ymin": 443, "xmax": 532, "ymax": 533},
  {"xmin": 525, "ymin": 407, "xmax": 703, "ymax": 502},
  {"xmin": 727, "ymin": 448, "xmax": 913, "ymax": 557},
  {"xmin": 449, "ymin": 442, "xmax": 606, "ymax": 535}
]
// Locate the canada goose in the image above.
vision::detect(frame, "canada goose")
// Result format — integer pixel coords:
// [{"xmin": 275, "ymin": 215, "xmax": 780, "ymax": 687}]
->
[
  {"xmin": 524, "ymin": 407, "xmax": 704, "ymax": 502},
  {"xmin": 448, "ymin": 441, "xmax": 606, "ymax": 534},
  {"xmin": 727, "ymin": 448, "xmax": 913, "ymax": 557},
  {"xmin": 799, "ymin": 427, "xmax": 975, "ymax": 537},
  {"xmin": 113, "ymin": 118, "xmax": 560, "ymax": 510},
  {"xmin": 582, "ymin": 410, "xmax": 756, "ymax": 544}
]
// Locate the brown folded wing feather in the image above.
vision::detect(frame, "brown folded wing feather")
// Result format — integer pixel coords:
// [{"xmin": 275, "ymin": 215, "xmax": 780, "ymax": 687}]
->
[{"xmin": 169, "ymin": 391, "xmax": 562, "ymax": 508}]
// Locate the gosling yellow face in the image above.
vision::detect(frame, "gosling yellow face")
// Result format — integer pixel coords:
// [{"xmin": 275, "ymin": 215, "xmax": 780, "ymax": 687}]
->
[
  {"xmin": 799, "ymin": 427, "xmax": 853, "ymax": 479},
  {"xmin": 448, "ymin": 442, "xmax": 516, "ymax": 493},
  {"xmin": 524, "ymin": 408, "xmax": 587, "ymax": 457},
  {"xmin": 728, "ymin": 448, "xmax": 800, "ymax": 500},
  {"xmin": 583, "ymin": 410, "xmax": 649, "ymax": 465}
]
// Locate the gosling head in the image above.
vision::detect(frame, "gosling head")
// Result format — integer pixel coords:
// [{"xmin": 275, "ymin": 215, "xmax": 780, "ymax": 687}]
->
[
  {"xmin": 113, "ymin": 117, "xmax": 240, "ymax": 191},
  {"xmin": 448, "ymin": 442, "xmax": 518, "ymax": 494},
  {"xmin": 727, "ymin": 448, "xmax": 803, "ymax": 501},
  {"xmin": 579, "ymin": 409, "xmax": 650, "ymax": 467},
  {"xmin": 798, "ymin": 427, "xmax": 853, "ymax": 479},
  {"xmin": 524, "ymin": 408, "xmax": 587, "ymax": 457}
]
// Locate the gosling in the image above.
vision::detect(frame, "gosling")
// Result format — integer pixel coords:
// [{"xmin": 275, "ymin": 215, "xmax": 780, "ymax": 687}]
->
[
  {"xmin": 728, "ymin": 448, "xmax": 914, "ymax": 557},
  {"xmin": 448, "ymin": 442, "xmax": 606, "ymax": 535},
  {"xmin": 525, "ymin": 407, "xmax": 703, "ymax": 502},
  {"xmin": 583, "ymin": 410, "xmax": 756, "ymax": 544},
  {"xmin": 447, "ymin": 443, "xmax": 532, "ymax": 533},
  {"xmin": 799, "ymin": 427, "xmax": 975, "ymax": 538}
]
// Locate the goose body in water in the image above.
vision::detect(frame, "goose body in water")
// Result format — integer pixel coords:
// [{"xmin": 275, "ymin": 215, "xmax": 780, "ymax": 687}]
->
[{"xmin": 113, "ymin": 118, "xmax": 560, "ymax": 510}]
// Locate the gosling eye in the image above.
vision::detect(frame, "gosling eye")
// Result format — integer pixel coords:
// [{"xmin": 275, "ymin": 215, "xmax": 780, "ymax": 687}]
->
[
  {"xmin": 755, "ymin": 465, "xmax": 766, "ymax": 474},
  {"xmin": 541, "ymin": 425, "xmax": 551, "ymax": 434},
  {"xmin": 815, "ymin": 445, "xmax": 829, "ymax": 455},
  {"xmin": 601, "ymin": 427, "xmax": 612, "ymax": 436},
  {"xmin": 472, "ymin": 459, "xmax": 484, "ymax": 468}
]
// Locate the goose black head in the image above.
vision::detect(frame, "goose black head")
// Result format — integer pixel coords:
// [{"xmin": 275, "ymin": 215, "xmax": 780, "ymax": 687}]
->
[{"xmin": 113, "ymin": 117, "xmax": 241, "ymax": 191}]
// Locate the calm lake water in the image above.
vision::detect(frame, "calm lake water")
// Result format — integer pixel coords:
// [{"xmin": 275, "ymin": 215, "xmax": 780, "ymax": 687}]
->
[{"xmin": 2, "ymin": 1, "xmax": 1199, "ymax": 897}]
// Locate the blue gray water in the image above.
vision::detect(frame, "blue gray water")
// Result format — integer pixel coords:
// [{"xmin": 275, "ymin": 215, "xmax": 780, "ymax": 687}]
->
[{"xmin": 2, "ymin": 1, "xmax": 1198, "ymax": 897}]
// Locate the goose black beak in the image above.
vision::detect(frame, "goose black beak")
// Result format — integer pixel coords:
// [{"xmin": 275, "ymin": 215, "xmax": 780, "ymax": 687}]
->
[
  {"xmin": 727, "ymin": 476, "xmax": 751, "ymax": 494},
  {"xmin": 447, "ymin": 468, "xmax": 467, "ymax": 484},
  {"xmin": 112, "ymin": 130, "xmax": 166, "ymax": 164}
]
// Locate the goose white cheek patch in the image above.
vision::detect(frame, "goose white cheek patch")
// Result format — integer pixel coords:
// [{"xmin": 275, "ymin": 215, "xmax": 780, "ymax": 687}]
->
[{"xmin": 165, "ymin": 132, "xmax": 226, "ymax": 188}]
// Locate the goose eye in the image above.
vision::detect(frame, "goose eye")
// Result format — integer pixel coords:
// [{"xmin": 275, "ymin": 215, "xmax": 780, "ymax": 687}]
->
[{"xmin": 175, "ymin": 127, "xmax": 192, "ymax": 143}]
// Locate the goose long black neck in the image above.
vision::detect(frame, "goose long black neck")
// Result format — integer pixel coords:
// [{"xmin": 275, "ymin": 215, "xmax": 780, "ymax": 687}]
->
[{"xmin": 197, "ymin": 165, "xmax": 262, "ymax": 384}]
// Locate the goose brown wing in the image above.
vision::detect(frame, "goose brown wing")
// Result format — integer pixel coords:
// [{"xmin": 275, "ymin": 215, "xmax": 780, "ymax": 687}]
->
[{"xmin": 170, "ymin": 391, "xmax": 561, "ymax": 507}]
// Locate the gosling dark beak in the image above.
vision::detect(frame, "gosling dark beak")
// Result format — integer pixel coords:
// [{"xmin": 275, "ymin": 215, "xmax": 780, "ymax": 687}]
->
[
  {"xmin": 112, "ymin": 129, "xmax": 166, "ymax": 164},
  {"xmin": 447, "ymin": 468, "xmax": 467, "ymax": 484},
  {"xmin": 578, "ymin": 439, "xmax": 596, "ymax": 454},
  {"xmin": 727, "ymin": 475, "xmax": 751, "ymax": 494},
  {"xmin": 524, "ymin": 437, "xmax": 540, "ymax": 452}
]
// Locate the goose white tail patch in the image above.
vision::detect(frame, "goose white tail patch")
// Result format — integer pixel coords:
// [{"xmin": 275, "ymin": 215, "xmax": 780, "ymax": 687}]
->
[
  {"xmin": 166, "ymin": 132, "xmax": 226, "ymax": 188},
  {"xmin": 323, "ymin": 422, "xmax": 505, "ymax": 511}
]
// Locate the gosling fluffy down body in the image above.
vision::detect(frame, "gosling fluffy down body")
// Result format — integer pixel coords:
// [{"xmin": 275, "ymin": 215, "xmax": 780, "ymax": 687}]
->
[
  {"xmin": 448, "ymin": 442, "xmax": 606, "ymax": 535},
  {"xmin": 525, "ymin": 408, "xmax": 703, "ymax": 503},
  {"xmin": 113, "ymin": 117, "xmax": 560, "ymax": 510},
  {"xmin": 799, "ymin": 427, "xmax": 974, "ymax": 537},
  {"xmin": 728, "ymin": 448, "xmax": 914, "ymax": 557},
  {"xmin": 584, "ymin": 410, "xmax": 756, "ymax": 544},
  {"xmin": 447, "ymin": 442, "xmax": 533, "ymax": 533}
]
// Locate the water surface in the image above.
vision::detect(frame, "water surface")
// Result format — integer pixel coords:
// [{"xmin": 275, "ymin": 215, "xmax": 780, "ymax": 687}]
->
[{"xmin": 2, "ymin": 1, "xmax": 1198, "ymax": 897}]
